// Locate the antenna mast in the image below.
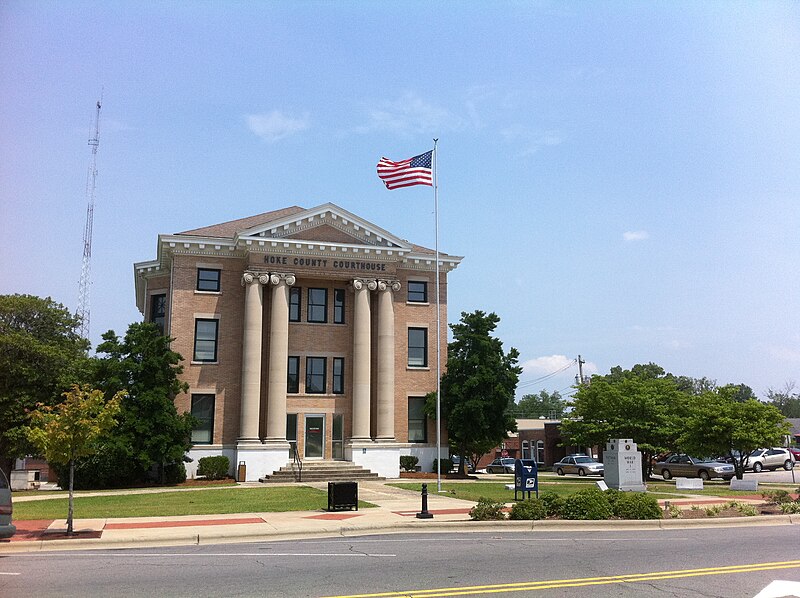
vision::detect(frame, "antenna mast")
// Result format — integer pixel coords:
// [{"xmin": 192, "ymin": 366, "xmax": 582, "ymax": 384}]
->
[{"xmin": 76, "ymin": 99, "xmax": 102, "ymax": 340}]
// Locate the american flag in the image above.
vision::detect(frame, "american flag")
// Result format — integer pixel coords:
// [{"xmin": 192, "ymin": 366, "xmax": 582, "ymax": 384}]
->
[{"xmin": 376, "ymin": 150, "xmax": 433, "ymax": 190}]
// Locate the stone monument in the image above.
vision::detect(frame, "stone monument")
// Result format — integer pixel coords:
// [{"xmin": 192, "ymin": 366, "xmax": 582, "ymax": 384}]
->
[{"xmin": 603, "ymin": 438, "xmax": 646, "ymax": 492}]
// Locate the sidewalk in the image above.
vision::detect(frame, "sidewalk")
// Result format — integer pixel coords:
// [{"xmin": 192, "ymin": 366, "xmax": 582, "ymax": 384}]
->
[{"xmin": 2, "ymin": 481, "xmax": 798, "ymax": 553}]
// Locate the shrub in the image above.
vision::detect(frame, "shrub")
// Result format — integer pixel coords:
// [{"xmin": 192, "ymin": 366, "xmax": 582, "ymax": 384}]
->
[
  {"xmin": 433, "ymin": 458, "xmax": 453, "ymax": 475},
  {"xmin": 539, "ymin": 491, "xmax": 565, "ymax": 517},
  {"xmin": 197, "ymin": 456, "xmax": 230, "ymax": 480},
  {"xmin": 509, "ymin": 498, "xmax": 547, "ymax": 520},
  {"xmin": 736, "ymin": 504, "xmax": 758, "ymax": 516},
  {"xmin": 704, "ymin": 505, "xmax": 722, "ymax": 516},
  {"xmin": 667, "ymin": 504, "xmax": 682, "ymax": 518},
  {"xmin": 604, "ymin": 488, "xmax": 621, "ymax": 509},
  {"xmin": 780, "ymin": 502, "xmax": 800, "ymax": 514},
  {"xmin": 561, "ymin": 488, "xmax": 613, "ymax": 520},
  {"xmin": 163, "ymin": 462, "xmax": 187, "ymax": 485},
  {"xmin": 761, "ymin": 490, "xmax": 792, "ymax": 504},
  {"xmin": 470, "ymin": 497, "xmax": 506, "ymax": 521},
  {"xmin": 612, "ymin": 492, "xmax": 662, "ymax": 520},
  {"xmin": 400, "ymin": 455, "xmax": 419, "ymax": 472}
]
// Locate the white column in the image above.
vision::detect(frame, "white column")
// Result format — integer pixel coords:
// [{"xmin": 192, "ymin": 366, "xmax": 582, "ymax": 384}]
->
[
  {"xmin": 239, "ymin": 272, "xmax": 267, "ymax": 442},
  {"xmin": 376, "ymin": 280, "xmax": 400, "ymax": 440},
  {"xmin": 266, "ymin": 273, "xmax": 295, "ymax": 441},
  {"xmin": 351, "ymin": 278, "xmax": 375, "ymax": 440}
]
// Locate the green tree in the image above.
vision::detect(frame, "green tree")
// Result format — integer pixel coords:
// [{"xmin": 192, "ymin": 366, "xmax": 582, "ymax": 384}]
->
[
  {"xmin": 429, "ymin": 311, "xmax": 522, "ymax": 475},
  {"xmin": 561, "ymin": 363, "xmax": 688, "ymax": 480},
  {"xmin": 0, "ymin": 294, "xmax": 90, "ymax": 477},
  {"xmin": 679, "ymin": 385, "xmax": 791, "ymax": 479},
  {"xmin": 766, "ymin": 382, "xmax": 800, "ymax": 418},
  {"xmin": 511, "ymin": 390, "xmax": 566, "ymax": 419},
  {"xmin": 25, "ymin": 385, "xmax": 123, "ymax": 534},
  {"xmin": 88, "ymin": 322, "xmax": 194, "ymax": 486}
]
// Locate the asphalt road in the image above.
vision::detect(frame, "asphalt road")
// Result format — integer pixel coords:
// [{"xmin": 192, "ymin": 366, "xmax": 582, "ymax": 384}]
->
[{"xmin": 2, "ymin": 526, "xmax": 799, "ymax": 597}]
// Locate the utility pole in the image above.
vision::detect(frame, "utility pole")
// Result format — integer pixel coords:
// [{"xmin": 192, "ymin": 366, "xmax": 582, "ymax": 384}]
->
[
  {"xmin": 577, "ymin": 354, "xmax": 585, "ymax": 385},
  {"xmin": 76, "ymin": 99, "xmax": 102, "ymax": 340}
]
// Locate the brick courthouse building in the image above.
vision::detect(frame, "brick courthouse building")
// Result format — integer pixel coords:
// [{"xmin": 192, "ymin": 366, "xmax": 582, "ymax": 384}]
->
[{"xmin": 134, "ymin": 203, "xmax": 462, "ymax": 480}]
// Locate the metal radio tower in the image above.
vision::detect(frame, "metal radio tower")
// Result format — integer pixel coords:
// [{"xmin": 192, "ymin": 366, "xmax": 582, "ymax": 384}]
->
[{"xmin": 76, "ymin": 99, "xmax": 102, "ymax": 340}]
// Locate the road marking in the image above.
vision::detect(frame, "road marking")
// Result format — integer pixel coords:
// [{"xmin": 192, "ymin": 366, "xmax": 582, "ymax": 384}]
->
[
  {"xmin": 753, "ymin": 580, "xmax": 800, "ymax": 598},
  {"xmin": 322, "ymin": 559, "xmax": 800, "ymax": 597},
  {"xmin": 0, "ymin": 572, "xmax": 21, "ymax": 576},
  {"xmin": 20, "ymin": 552, "xmax": 396, "ymax": 558}
]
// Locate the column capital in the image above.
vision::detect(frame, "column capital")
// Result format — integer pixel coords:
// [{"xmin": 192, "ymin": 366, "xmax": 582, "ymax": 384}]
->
[
  {"xmin": 352, "ymin": 278, "xmax": 377, "ymax": 291},
  {"xmin": 268, "ymin": 272, "xmax": 296, "ymax": 287},
  {"xmin": 377, "ymin": 279, "xmax": 401, "ymax": 293},
  {"xmin": 242, "ymin": 271, "xmax": 270, "ymax": 286}
]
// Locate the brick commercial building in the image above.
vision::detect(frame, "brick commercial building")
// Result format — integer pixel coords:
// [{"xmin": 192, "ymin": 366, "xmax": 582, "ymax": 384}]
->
[{"xmin": 134, "ymin": 203, "xmax": 462, "ymax": 480}]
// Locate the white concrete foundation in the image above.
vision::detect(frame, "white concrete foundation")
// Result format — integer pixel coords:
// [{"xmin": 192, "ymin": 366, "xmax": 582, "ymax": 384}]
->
[
  {"xmin": 347, "ymin": 441, "xmax": 409, "ymax": 478},
  {"xmin": 236, "ymin": 440, "xmax": 292, "ymax": 481},
  {"xmin": 406, "ymin": 446, "xmax": 444, "ymax": 473}
]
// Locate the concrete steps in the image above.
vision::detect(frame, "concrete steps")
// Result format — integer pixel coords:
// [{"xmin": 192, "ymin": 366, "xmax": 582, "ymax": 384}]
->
[{"xmin": 261, "ymin": 460, "xmax": 384, "ymax": 483}]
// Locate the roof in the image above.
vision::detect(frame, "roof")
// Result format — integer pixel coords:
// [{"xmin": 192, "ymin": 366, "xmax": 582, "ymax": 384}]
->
[{"xmin": 177, "ymin": 206, "xmax": 306, "ymax": 238}]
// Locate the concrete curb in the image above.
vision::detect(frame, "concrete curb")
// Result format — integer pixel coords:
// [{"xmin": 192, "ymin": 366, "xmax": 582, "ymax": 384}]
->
[{"xmin": 2, "ymin": 513, "xmax": 797, "ymax": 554}]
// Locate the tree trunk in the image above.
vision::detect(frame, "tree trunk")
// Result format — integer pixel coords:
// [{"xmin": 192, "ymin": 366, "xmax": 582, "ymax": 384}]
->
[{"xmin": 67, "ymin": 460, "xmax": 75, "ymax": 536}]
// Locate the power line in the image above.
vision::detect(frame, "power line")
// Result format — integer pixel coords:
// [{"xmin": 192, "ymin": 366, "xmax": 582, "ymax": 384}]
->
[{"xmin": 518, "ymin": 359, "xmax": 577, "ymax": 389}]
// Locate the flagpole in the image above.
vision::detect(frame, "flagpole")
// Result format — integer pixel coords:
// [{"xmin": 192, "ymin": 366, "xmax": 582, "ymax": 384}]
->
[{"xmin": 433, "ymin": 138, "xmax": 442, "ymax": 493}]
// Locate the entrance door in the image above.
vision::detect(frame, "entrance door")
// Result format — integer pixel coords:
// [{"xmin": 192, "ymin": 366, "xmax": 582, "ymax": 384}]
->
[
  {"xmin": 332, "ymin": 414, "xmax": 344, "ymax": 460},
  {"xmin": 304, "ymin": 415, "xmax": 324, "ymax": 459}
]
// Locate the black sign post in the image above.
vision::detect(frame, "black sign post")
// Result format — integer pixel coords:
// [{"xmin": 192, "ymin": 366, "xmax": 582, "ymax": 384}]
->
[{"xmin": 514, "ymin": 459, "xmax": 539, "ymax": 501}]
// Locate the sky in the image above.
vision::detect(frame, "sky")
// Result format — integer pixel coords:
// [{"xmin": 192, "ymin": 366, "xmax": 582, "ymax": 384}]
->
[{"xmin": 1, "ymin": 1, "xmax": 799, "ymax": 401}]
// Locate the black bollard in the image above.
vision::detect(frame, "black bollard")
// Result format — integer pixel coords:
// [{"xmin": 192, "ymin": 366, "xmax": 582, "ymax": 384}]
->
[{"xmin": 416, "ymin": 483, "xmax": 434, "ymax": 519}]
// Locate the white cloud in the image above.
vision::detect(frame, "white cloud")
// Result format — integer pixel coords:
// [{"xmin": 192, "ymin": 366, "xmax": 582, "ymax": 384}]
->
[
  {"xmin": 623, "ymin": 230, "xmax": 649, "ymax": 242},
  {"xmin": 521, "ymin": 354, "xmax": 575, "ymax": 375},
  {"xmin": 246, "ymin": 111, "xmax": 309, "ymax": 142},
  {"xmin": 357, "ymin": 92, "xmax": 463, "ymax": 136},
  {"xmin": 767, "ymin": 345, "xmax": 800, "ymax": 363}
]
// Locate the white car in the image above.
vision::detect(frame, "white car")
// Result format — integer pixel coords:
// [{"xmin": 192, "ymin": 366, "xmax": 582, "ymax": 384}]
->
[{"xmin": 746, "ymin": 448, "xmax": 795, "ymax": 472}]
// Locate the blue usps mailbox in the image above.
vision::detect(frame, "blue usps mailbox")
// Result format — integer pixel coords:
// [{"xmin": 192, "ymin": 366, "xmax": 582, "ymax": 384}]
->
[{"xmin": 514, "ymin": 458, "xmax": 538, "ymax": 500}]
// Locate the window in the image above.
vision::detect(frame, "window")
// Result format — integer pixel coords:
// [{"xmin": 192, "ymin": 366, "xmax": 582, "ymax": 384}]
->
[
  {"xmin": 289, "ymin": 287, "xmax": 301, "ymax": 322},
  {"xmin": 408, "ymin": 327, "xmax": 428, "ymax": 367},
  {"xmin": 193, "ymin": 319, "xmax": 219, "ymax": 362},
  {"xmin": 333, "ymin": 288, "xmax": 345, "ymax": 324},
  {"xmin": 196, "ymin": 268, "xmax": 221, "ymax": 292},
  {"xmin": 307, "ymin": 288, "xmax": 328, "ymax": 323},
  {"xmin": 408, "ymin": 397, "xmax": 427, "ymax": 443},
  {"xmin": 408, "ymin": 281, "xmax": 428, "ymax": 303},
  {"xmin": 332, "ymin": 357, "xmax": 344, "ymax": 394},
  {"xmin": 287, "ymin": 413, "xmax": 298, "ymax": 458},
  {"xmin": 287, "ymin": 356, "xmax": 300, "ymax": 393},
  {"xmin": 149, "ymin": 293, "xmax": 166, "ymax": 334},
  {"xmin": 305, "ymin": 357, "xmax": 327, "ymax": 393},
  {"xmin": 536, "ymin": 440, "xmax": 545, "ymax": 464},
  {"xmin": 191, "ymin": 394, "xmax": 214, "ymax": 444}
]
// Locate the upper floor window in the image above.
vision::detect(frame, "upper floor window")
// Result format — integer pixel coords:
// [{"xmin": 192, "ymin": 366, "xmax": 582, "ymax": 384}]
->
[
  {"xmin": 287, "ymin": 356, "xmax": 300, "ymax": 393},
  {"xmin": 408, "ymin": 327, "xmax": 428, "ymax": 367},
  {"xmin": 333, "ymin": 289, "xmax": 345, "ymax": 324},
  {"xmin": 408, "ymin": 281, "xmax": 428, "ymax": 303},
  {"xmin": 191, "ymin": 394, "xmax": 215, "ymax": 444},
  {"xmin": 289, "ymin": 287, "xmax": 301, "ymax": 322},
  {"xmin": 193, "ymin": 319, "xmax": 219, "ymax": 362},
  {"xmin": 308, "ymin": 288, "xmax": 328, "ymax": 323},
  {"xmin": 196, "ymin": 268, "xmax": 221, "ymax": 292},
  {"xmin": 149, "ymin": 294, "xmax": 166, "ymax": 334},
  {"xmin": 306, "ymin": 357, "xmax": 327, "ymax": 393},
  {"xmin": 332, "ymin": 357, "xmax": 345, "ymax": 394}
]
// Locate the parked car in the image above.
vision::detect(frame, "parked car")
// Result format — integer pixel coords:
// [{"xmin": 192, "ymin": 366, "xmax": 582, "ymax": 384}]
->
[
  {"xmin": 450, "ymin": 455, "xmax": 476, "ymax": 473},
  {"xmin": 746, "ymin": 448, "xmax": 795, "ymax": 472},
  {"xmin": 553, "ymin": 455, "xmax": 604, "ymax": 477},
  {"xmin": 485, "ymin": 458, "xmax": 515, "ymax": 474},
  {"xmin": 0, "ymin": 469, "xmax": 16, "ymax": 539},
  {"xmin": 656, "ymin": 454, "xmax": 735, "ymax": 481},
  {"xmin": 786, "ymin": 447, "xmax": 800, "ymax": 462}
]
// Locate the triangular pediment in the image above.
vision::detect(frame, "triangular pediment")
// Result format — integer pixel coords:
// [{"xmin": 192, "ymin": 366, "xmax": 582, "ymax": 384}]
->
[{"xmin": 237, "ymin": 203, "xmax": 412, "ymax": 250}]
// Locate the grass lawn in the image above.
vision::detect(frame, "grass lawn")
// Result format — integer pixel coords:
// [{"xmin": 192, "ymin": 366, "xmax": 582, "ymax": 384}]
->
[
  {"xmin": 389, "ymin": 478, "xmax": 784, "ymax": 503},
  {"xmin": 13, "ymin": 487, "xmax": 375, "ymax": 520}
]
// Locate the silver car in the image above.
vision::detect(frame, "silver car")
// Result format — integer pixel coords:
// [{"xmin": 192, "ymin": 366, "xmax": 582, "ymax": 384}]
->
[
  {"xmin": 656, "ymin": 454, "xmax": 734, "ymax": 481},
  {"xmin": 553, "ymin": 455, "xmax": 604, "ymax": 477},
  {"xmin": 0, "ymin": 469, "xmax": 16, "ymax": 539},
  {"xmin": 485, "ymin": 458, "xmax": 515, "ymax": 474},
  {"xmin": 746, "ymin": 448, "xmax": 795, "ymax": 472}
]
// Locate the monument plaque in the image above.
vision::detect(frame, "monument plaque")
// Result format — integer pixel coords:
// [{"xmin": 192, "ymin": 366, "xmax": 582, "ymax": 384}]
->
[{"xmin": 603, "ymin": 438, "xmax": 646, "ymax": 492}]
